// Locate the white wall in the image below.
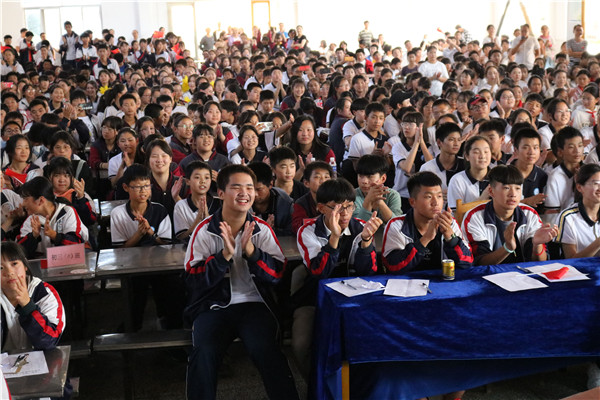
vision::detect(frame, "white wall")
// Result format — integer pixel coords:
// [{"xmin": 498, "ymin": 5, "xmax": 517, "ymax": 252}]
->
[{"xmin": 0, "ymin": 0, "xmax": 582, "ymax": 56}]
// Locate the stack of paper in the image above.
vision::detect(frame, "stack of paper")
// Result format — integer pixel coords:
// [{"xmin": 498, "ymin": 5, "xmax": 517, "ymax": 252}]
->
[
  {"xmin": 384, "ymin": 279, "xmax": 430, "ymax": 297},
  {"xmin": 326, "ymin": 278, "xmax": 385, "ymax": 297},
  {"xmin": 483, "ymin": 272, "xmax": 548, "ymax": 292},
  {"xmin": 1, "ymin": 351, "xmax": 48, "ymax": 378}
]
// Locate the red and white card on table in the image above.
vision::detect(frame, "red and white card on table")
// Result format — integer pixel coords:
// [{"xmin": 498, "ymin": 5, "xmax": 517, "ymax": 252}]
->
[
  {"xmin": 46, "ymin": 244, "xmax": 86, "ymax": 268},
  {"xmin": 526, "ymin": 263, "xmax": 590, "ymax": 282}
]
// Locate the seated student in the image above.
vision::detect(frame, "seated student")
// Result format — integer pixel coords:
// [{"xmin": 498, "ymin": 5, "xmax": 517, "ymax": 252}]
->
[
  {"xmin": 557, "ymin": 163, "xmax": 600, "ymax": 258},
  {"xmin": 391, "ymin": 111, "xmax": 434, "ymax": 210},
  {"xmin": 16, "ymin": 177, "xmax": 89, "ymax": 259},
  {"xmin": 289, "ymin": 115, "xmax": 336, "ymax": 177},
  {"xmin": 174, "ymin": 161, "xmax": 221, "ymax": 242},
  {"xmin": 89, "ymin": 116, "xmax": 123, "ymax": 200},
  {"xmin": 420, "ymin": 122, "xmax": 465, "ymax": 199},
  {"xmin": 184, "ymin": 164, "xmax": 299, "ymax": 400},
  {"xmin": 110, "ymin": 164, "xmax": 183, "ymax": 331},
  {"xmin": 0, "ymin": 241, "xmax": 66, "ymax": 351},
  {"xmin": 258, "ymin": 89, "xmax": 276, "ymax": 119},
  {"xmin": 146, "ymin": 139, "xmax": 184, "ymax": 216},
  {"xmin": 382, "ymin": 171, "xmax": 473, "ymax": 273},
  {"xmin": 479, "ymin": 119, "xmax": 511, "ymax": 166},
  {"xmin": 45, "ymin": 156, "xmax": 97, "ymax": 227},
  {"xmin": 510, "ymin": 128, "xmax": 548, "ymax": 211},
  {"xmin": 119, "ymin": 93, "xmax": 139, "ymax": 128},
  {"xmin": 292, "ymin": 161, "xmax": 332, "ymax": 232},
  {"xmin": 461, "ymin": 165, "xmax": 558, "ymax": 266},
  {"xmin": 2, "ymin": 134, "xmax": 42, "ymax": 192},
  {"xmin": 109, "ymin": 128, "xmax": 138, "ymax": 188},
  {"xmin": 348, "ymin": 102, "xmax": 390, "ymax": 165},
  {"xmin": 341, "ymin": 97, "xmax": 368, "ymax": 161},
  {"xmin": 447, "ymin": 136, "xmax": 492, "ymax": 211},
  {"xmin": 1, "ymin": 174, "xmax": 26, "ymax": 241},
  {"xmin": 178, "ymin": 124, "xmax": 229, "ymax": 180},
  {"xmin": 230, "ymin": 125, "xmax": 268, "ymax": 165},
  {"xmin": 247, "ymin": 161, "xmax": 294, "ymax": 237},
  {"xmin": 354, "ymin": 154, "xmax": 402, "ymax": 223},
  {"xmin": 544, "ymin": 127, "xmax": 584, "ymax": 223},
  {"xmin": 269, "ymin": 146, "xmax": 309, "ymax": 201},
  {"xmin": 294, "ymin": 178, "xmax": 382, "ymax": 378},
  {"xmin": 169, "ymin": 114, "xmax": 193, "ymax": 164}
]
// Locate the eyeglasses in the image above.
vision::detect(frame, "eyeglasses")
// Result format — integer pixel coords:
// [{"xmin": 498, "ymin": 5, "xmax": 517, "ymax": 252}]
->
[
  {"xmin": 324, "ymin": 203, "xmax": 356, "ymax": 214},
  {"xmin": 556, "ymin": 109, "xmax": 571, "ymax": 115},
  {"xmin": 178, "ymin": 124, "xmax": 194, "ymax": 130},
  {"xmin": 401, "ymin": 122, "xmax": 417, "ymax": 128},
  {"xmin": 585, "ymin": 180, "xmax": 600, "ymax": 190},
  {"xmin": 128, "ymin": 184, "xmax": 151, "ymax": 192},
  {"xmin": 3, "ymin": 129, "xmax": 21, "ymax": 135},
  {"xmin": 53, "ymin": 144, "xmax": 71, "ymax": 151}
]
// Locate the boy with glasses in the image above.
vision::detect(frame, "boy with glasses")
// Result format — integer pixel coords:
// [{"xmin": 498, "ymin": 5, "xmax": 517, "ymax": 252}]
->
[{"xmin": 293, "ymin": 178, "xmax": 382, "ymax": 378}]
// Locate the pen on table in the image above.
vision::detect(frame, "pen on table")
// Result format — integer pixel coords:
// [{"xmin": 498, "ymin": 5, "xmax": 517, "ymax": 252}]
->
[
  {"xmin": 422, "ymin": 283, "xmax": 432, "ymax": 294},
  {"xmin": 12, "ymin": 354, "xmax": 27, "ymax": 367},
  {"xmin": 340, "ymin": 280, "xmax": 357, "ymax": 290}
]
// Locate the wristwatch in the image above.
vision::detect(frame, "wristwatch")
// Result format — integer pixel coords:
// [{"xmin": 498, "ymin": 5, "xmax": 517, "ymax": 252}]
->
[{"xmin": 445, "ymin": 233, "xmax": 457, "ymax": 241}]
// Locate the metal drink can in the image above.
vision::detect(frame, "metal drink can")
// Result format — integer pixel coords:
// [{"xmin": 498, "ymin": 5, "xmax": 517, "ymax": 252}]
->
[{"xmin": 442, "ymin": 259, "xmax": 455, "ymax": 280}]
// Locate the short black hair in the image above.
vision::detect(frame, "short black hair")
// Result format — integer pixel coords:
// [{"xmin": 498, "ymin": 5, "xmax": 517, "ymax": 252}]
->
[
  {"xmin": 247, "ymin": 162, "xmax": 274, "ymax": 186},
  {"xmin": 488, "ymin": 165, "xmax": 524, "ymax": 186},
  {"xmin": 512, "ymin": 128, "xmax": 541, "ymax": 149},
  {"xmin": 316, "ymin": 178, "xmax": 356, "ymax": 204},
  {"xmin": 351, "ymin": 97, "xmax": 369, "ymax": 112},
  {"xmin": 45, "ymin": 156, "xmax": 74, "ymax": 180},
  {"xmin": 185, "ymin": 160, "xmax": 212, "ymax": 180},
  {"xmin": 216, "ymin": 164, "xmax": 257, "ymax": 191},
  {"xmin": 260, "ymin": 90, "xmax": 275, "ymax": 102},
  {"xmin": 122, "ymin": 163, "xmax": 151, "ymax": 185},
  {"xmin": 436, "ymin": 122, "xmax": 462, "ymax": 142},
  {"xmin": 556, "ymin": 126, "xmax": 583, "ymax": 150},
  {"xmin": 192, "ymin": 124, "xmax": 214, "ymax": 139},
  {"xmin": 479, "ymin": 119, "xmax": 506, "ymax": 136},
  {"xmin": 365, "ymin": 102, "xmax": 385, "ymax": 116},
  {"xmin": 303, "ymin": 161, "xmax": 333, "ymax": 182},
  {"xmin": 268, "ymin": 146, "xmax": 297, "ymax": 167},
  {"xmin": 407, "ymin": 172, "xmax": 442, "ymax": 199},
  {"xmin": 356, "ymin": 154, "xmax": 388, "ymax": 176}
]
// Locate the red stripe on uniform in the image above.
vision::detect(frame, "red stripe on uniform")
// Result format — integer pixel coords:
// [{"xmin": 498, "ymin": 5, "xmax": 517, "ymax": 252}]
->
[
  {"xmin": 185, "ymin": 217, "xmax": 213, "ymax": 272},
  {"xmin": 312, "ymin": 253, "xmax": 329, "ymax": 275},
  {"xmin": 454, "ymin": 244, "xmax": 474, "ymax": 262},
  {"xmin": 257, "ymin": 260, "xmax": 283, "ymax": 278},
  {"xmin": 31, "ymin": 283, "xmax": 64, "ymax": 338},
  {"xmin": 297, "ymin": 219, "xmax": 318, "ymax": 267},
  {"xmin": 384, "ymin": 246, "xmax": 418, "ymax": 272}
]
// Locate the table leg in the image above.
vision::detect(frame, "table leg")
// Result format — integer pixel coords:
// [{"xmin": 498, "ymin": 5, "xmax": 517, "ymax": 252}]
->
[{"xmin": 342, "ymin": 361, "xmax": 349, "ymax": 400}]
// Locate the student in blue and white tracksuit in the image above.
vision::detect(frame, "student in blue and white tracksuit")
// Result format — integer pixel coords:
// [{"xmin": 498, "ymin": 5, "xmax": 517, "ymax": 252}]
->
[{"xmin": 184, "ymin": 165, "xmax": 298, "ymax": 400}]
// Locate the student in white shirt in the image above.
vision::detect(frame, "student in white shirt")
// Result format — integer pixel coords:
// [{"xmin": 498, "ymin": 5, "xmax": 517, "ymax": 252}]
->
[
  {"xmin": 557, "ymin": 163, "xmax": 600, "ymax": 258},
  {"xmin": 447, "ymin": 136, "xmax": 492, "ymax": 210}
]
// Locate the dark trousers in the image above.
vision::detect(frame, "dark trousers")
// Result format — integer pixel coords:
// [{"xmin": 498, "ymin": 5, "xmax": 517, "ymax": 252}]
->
[
  {"xmin": 186, "ymin": 302, "xmax": 299, "ymax": 400},
  {"xmin": 130, "ymin": 273, "xmax": 185, "ymax": 331}
]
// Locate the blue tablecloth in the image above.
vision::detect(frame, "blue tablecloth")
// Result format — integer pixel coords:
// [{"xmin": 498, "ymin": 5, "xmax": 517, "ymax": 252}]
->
[{"xmin": 313, "ymin": 258, "xmax": 600, "ymax": 399}]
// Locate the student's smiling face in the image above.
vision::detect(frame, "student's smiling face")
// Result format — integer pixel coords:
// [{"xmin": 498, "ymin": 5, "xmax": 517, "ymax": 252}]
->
[{"xmin": 218, "ymin": 172, "xmax": 255, "ymax": 213}]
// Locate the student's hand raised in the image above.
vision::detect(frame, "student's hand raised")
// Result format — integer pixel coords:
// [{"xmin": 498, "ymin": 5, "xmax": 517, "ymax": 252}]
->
[
  {"xmin": 532, "ymin": 223, "xmax": 559, "ymax": 246},
  {"xmin": 436, "ymin": 207, "xmax": 455, "ymax": 239},
  {"xmin": 43, "ymin": 215, "xmax": 57, "ymax": 240},
  {"xmin": 382, "ymin": 141, "xmax": 393, "ymax": 156},
  {"xmin": 241, "ymin": 220, "xmax": 256, "ymax": 257},
  {"xmin": 361, "ymin": 211, "xmax": 382, "ymax": 242},
  {"xmin": 73, "ymin": 178, "xmax": 85, "ymax": 199},
  {"xmin": 30, "ymin": 215, "xmax": 42, "ymax": 238},
  {"xmin": 364, "ymin": 185, "xmax": 386, "ymax": 210},
  {"xmin": 503, "ymin": 221, "xmax": 517, "ymax": 252},
  {"xmin": 421, "ymin": 219, "xmax": 439, "ymax": 245},
  {"xmin": 171, "ymin": 177, "xmax": 183, "ymax": 200},
  {"xmin": 220, "ymin": 221, "xmax": 236, "ymax": 261},
  {"xmin": 327, "ymin": 204, "xmax": 343, "ymax": 238},
  {"xmin": 536, "ymin": 149, "xmax": 548, "ymax": 167},
  {"xmin": 122, "ymin": 151, "xmax": 133, "ymax": 167}
]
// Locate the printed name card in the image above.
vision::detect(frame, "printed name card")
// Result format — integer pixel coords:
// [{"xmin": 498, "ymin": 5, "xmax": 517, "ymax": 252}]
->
[{"xmin": 46, "ymin": 244, "xmax": 86, "ymax": 268}]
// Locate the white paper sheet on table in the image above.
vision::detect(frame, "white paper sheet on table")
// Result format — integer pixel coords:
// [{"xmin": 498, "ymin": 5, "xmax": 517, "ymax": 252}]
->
[
  {"xmin": 1, "ymin": 351, "xmax": 49, "ymax": 378},
  {"xmin": 326, "ymin": 277, "xmax": 385, "ymax": 297},
  {"xmin": 483, "ymin": 272, "xmax": 548, "ymax": 292},
  {"xmin": 384, "ymin": 279, "xmax": 430, "ymax": 297},
  {"xmin": 525, "ymin": 263, "xmax": 590, "ymax": 282}
]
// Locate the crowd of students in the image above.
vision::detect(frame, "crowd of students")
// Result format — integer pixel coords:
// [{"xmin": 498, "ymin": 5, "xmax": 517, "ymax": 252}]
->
[{"xmin": 1, "ymin": 18, "xmax": 599, "ymax": 399}]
